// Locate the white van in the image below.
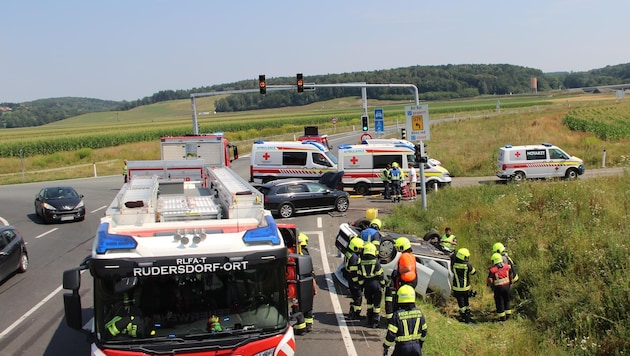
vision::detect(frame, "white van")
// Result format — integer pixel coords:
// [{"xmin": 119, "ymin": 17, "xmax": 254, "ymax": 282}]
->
[
  {"xmin": 363, "ymin": 138, "xmax": 442, "ymax": 166},
  {"xmin": 337, "ymin": 143, "xmax": 451, "ymax": 195},
  {"xmin": 250, "ymin": 140, "xmax": 338, "ymax": 183},
  {"xmin": 496, "ymin": 143, "xmax": 585, "ymax": 181}
]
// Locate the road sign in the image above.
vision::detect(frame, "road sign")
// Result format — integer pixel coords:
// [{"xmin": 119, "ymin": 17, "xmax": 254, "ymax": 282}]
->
[
  {"xmin": 331, "ymin": 117, "xmax": 338, "ymax": 124},
  {"xmin": 405, "ymin": 105, "xmax": 430, "ymax": 141},
  {"xmin": 374, "ymin": 108, "xmax": 384, "ymax": 132}
]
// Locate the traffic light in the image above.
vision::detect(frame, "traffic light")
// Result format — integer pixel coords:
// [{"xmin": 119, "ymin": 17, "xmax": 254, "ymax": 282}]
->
[
  {"xmin": 297, "ymin": 73, "xmax": 304, "ymax": 93},
  {"xmin": 361, "ymin": 116, "xmax": 369, "ymax": 131},
  {"xmin": 259, "ymin": 74, "xmax": 266, "ymax": 95},
  {"xmin": 401, "ymin": 128, "xmax": 407, "ymax": 140}
]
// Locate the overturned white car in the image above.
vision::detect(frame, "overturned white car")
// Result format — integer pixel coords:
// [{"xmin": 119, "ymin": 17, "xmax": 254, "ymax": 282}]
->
[{"xmin": 334, "ymin": 221, "xmax": 453, "ymax": 301}]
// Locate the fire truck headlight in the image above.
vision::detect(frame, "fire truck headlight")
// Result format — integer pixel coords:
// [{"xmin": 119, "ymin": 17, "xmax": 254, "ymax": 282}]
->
[{"xmin": 252, "ymin": 348, "xmax": 275, "ymax": 356}]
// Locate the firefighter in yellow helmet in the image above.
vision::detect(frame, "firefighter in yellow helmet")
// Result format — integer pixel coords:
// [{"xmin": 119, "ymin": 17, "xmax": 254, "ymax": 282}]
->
[
  {"xmin": 346, "ymin": 237, "xmax": 364, "ymax": 319},
  {"xmin": 492, "ymin": 242, "xmax": 519, "ymax": 283},
  {"xmin": 293, "ymin": 232, "xmax": 316, "ymax": 334},
  {"xmin": 360, "ymin": 218, "xmax": 383, "ymax": 247},
  {"xmin": 451, "ymin": 248, "xmax": 477, "ymax": 323},
  {"xmin": 385, "ymin": 237, "xmax": 417, "ymax": 322},
  {"xmin": 383, "ymin": 285, "xmax": 427, "ymax": 356},
  {"xmin": 389, "ymin": 162, "xmax": 405, "ymax": 203},
  {"xmin": 359, "ymin": 242, "xmax": 386, "ymax": 328},
  {"xmin": 487, "ymin": 252, "xmax": 514, "ymax": 321}
]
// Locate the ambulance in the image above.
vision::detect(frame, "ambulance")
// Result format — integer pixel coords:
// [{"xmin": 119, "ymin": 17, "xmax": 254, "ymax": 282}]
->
[
  {"xmin": 337, "ymin": 142, "xmax": 451, "ymax": 195},
  {"xmin": 496, "ymin": 142, "xmax": 585, "ymax": 181},
  {"xmin": 250, "ymin": 140, "xmax": 338, "ymax": 183}
]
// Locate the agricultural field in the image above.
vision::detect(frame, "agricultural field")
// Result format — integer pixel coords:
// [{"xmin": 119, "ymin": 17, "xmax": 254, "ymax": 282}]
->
[{"xmin": 1, "ymin": 92, "xmax": 629, "ymax": 185}]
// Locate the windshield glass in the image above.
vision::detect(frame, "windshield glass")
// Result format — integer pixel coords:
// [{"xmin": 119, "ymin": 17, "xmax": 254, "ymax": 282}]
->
[
  {"xmin": 94, "ymin": 258, "xmax": 288, "ymax": 343},
  {"xmin": 325, "ymin": 151, "xmax": 338, "ymax": 165}
]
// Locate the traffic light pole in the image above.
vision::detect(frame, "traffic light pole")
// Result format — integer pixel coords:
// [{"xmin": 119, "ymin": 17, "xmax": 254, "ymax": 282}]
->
[{"xmin": 190, "ymin": 81, "xmax": 428, "ymax": 209}]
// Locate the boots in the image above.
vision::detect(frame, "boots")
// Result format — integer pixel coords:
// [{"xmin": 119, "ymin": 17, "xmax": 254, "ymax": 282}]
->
[{"xmin": 371, "ymin": 313, "xmax": 381, "ymax": 329}]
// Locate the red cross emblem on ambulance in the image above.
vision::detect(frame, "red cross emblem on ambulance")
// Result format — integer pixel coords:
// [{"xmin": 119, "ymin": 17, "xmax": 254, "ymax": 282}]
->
[
  {"xmin": 350, "ymin": 156, "xmax": 358, "ymax": 165},
  {"xmin": 262, "ymin": 152, "xmax": 270, "ymax": 160}
]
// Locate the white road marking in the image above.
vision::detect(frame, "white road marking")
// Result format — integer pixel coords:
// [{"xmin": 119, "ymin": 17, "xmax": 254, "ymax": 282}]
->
[
  {"xmin": 0, "ymin": 285, "xmax": 62, "ymax": 340},
  {"xmin": 317, "ymin": 217, "xmax": 322, "ymax": 228},
  {"xmin": 35, "ymin": 228, "xmax": 58, "ymax": 239},
  {"xmin": 90, "ymin": 205, "xmax": 107, "ymax": 214},
  {"xmin": 305, "ymin": 230, "xmax": 358, "ymax": 356}
]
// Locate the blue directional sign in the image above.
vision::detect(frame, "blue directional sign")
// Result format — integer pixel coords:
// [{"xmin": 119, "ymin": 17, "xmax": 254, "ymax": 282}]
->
[{"xmin": 374, "ymin": 108, "xmax": 384, "ymax": 132}]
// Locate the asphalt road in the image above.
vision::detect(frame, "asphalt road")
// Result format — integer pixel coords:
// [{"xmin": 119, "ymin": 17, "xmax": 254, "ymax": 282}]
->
[{"xmin": 0, "ymin": 128, "xmax": 624, "ymax": 355}]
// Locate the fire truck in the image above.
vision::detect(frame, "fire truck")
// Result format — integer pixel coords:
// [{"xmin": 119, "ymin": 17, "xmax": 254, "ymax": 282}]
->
[{"xmin": 62, "ymin": 135, "xmax": 313, "ymax": 356}]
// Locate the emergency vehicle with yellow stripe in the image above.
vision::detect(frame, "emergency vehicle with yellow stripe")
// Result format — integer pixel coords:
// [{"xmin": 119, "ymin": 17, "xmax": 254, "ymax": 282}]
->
[
  {"xmin": 496, "ymin": 142, "xmax": 585, "ymax": 182},
  {"xmin": 63, "ymin": 135, "xmax": 313, "ymax": 356},
  {"xmin": 337, "ymin": 142, "xmax": 451, "ymax": 195},
  {"xmin": 250, "ymin": 140, "xmax": 337, "ymax": 183}
]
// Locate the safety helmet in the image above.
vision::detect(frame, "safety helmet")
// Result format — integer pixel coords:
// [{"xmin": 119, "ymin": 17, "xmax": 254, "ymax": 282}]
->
[
  {"xmin": 397, "ymin": 285, "xmax": 416, "ymax": 304},
  {"xmin": 349, "ymin": 237, "xmax": 365, "ymax": 253},
  {"xmin": 298, "ymin": 233, "xmax": 309, "ymax": 246},
  {"xmin": 391, "ymin": 162, "xmax": 399, "ymax": 168},
  {"xmin": 370, "ymin": 218, "xmax": 382, "ymax": 230},
  {"xmin": 456, "ymin": 248, "xmax": 470, "ymax": 261},
  {"xmin": 491, "ymin": 252, "xmax": 503, "ymax": 265},
  {"xmin": 363, "ymin": 242, "xmax": 377, "ymax": 257},
  {"xmin": 395, "ymin": 237, "xmax": 411, "ymax": 252},
  {"xmin": 492, "ymin": 242, "xmax": 505, "ymax": 254}
]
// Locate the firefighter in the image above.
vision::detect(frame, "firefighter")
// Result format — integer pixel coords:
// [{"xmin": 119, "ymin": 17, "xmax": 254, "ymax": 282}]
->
[
  {"xmin": 359, "ymin": 242, "xmax": 386, "ymax": 328},
  {"xmin": 487, "ymin": 252, "xmax": 514, "ymax": 321},
  {"xmin": 389, "ymin": 162, "xmax": 405, "ymax": 203},
  {"xmin": 297, "ymin": 233, "xmax": 316, "ymax": 332},
  {"xmin": 105, "ymin": 292, "xmax": 155, "ymax": 338},
  {"xmin": 381, "ymin": 163, "xmax": 392, "ymax": 199},
  {"xmin": 451, "ymin": 248, "xmax": 477, "ymax": 323},
  {"xmin": 360, "ymin": 218, "xmax": 383, "ymax": 247},
  {"xmin": 492, "ymin": 242, "xmax": 519, "ymax": 283},
  {"xmin": 440, "ymin": 227, "xmax": 457, "ymax": 254},
  {"xmin": 385, "ymin": 237, "xmax": 417, "ymax": 321},
  {"xmin": 122, "ymin": 160, "xmax": 129, "ymax": 183},
  {"xmin": 383, "ymin": 285, "xmax": 427, "ymax": 356},
  {"xmin": 346, "ymin": 237, "xmax": 364, "ymax": 319}
]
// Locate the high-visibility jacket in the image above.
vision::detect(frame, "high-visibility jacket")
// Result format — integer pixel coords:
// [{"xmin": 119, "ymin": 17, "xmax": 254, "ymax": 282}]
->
[
  {"xmin": 358, "ymin": 256, "xmax": 385, "ymax": 287},
  {"xmin": 390, "ymin": 167, "xmax": 404, "ymax": 181},
  {"xmin": 381, "ymin": 168, "xmax": 391, "ymax": 182},
  {"xmin": 488, "ymin": 263, "xmax": 512, "ymax": 287},
  {"xmin": 441, "ymin": 234, "xmax": 457, "ymax": 252},
  {"xmin": 451, "ymin": 259, "xmax": 476, "ymax": 292},
  {"xmin": 502, "ymin": 252, "xmax": 519, "ymax": 282},
  {"xmin": 383, "ymin": 307, "xmax": 427, "ymax": 351}
]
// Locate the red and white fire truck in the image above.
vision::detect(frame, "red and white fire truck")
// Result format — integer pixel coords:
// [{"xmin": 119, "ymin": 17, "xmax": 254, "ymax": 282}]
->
[{"xmin": 63, "ymin": 135, "xmax": 313, "ymax": 356}]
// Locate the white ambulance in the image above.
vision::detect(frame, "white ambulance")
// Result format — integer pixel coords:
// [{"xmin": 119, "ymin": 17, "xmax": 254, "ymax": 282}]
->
[
  {"xmin": 496, "ymin": 142, "xmax": 585, "ymax": 182},
  {"xmin": 250, "ymin": 140, "xmax": 338, "ymax": 183},
  {"xmin": 337, "ymin": 142, "xmax": 451, "ymax": 195}
]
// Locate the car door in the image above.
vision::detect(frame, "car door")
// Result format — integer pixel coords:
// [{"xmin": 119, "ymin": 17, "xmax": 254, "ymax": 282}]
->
[
  {"xmin": 304, "ymin": 182, "xmax": 332, "ymax": 209},
  {"xmin": 286, "ymin": 183, "xmax": 311, "ymax": 210},
  {"xmin": 0, "ymin": 231, "xmax": 18, "ymax": 281}
]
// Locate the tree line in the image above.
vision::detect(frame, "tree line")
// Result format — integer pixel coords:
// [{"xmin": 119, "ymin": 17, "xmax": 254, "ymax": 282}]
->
[{"xmin": 2, "ymin": 63, "xmax": 630, "ymax": 128}]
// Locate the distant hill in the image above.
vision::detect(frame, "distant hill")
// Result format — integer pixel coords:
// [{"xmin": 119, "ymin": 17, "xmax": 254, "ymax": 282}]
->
[
  {"xmin": 2, "ymin": 63, "xmax": 630, "ymax": 128},
  {"xmin": 0, "ymin": 97, "xmax": 121, "ymax": 128}
]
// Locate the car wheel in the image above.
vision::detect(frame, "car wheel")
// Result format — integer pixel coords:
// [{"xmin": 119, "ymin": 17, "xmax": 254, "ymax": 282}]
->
[
  {"xmin": 512, "ymin": 171, "xmax": 526, "ymax": 182},
  {"xmin": 564, "ymin": 168, "xmax": 579, "ymax": 180},
  {"xmin": 354, "ymin": 182, "xmax": 369, "ymax": 196},
  {"xmin": 18, "ymin": 253, "xmax": 29, "ymax": 273},
  {"xmin": 423, "ymin": 230, "xmax": 440, "ymax": 243},
  {"xmin": 335, "ymin": 197, "xmax": 349, "ymax": 212},
  {"xmin": 279, "ymin": 203, "xmax": 294, "ymax": 218}
]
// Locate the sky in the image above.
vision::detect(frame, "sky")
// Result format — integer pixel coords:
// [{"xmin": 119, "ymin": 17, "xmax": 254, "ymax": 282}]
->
[{"xmin": 2, "ymin": 0, "xmax": 629, "ymax": 103}]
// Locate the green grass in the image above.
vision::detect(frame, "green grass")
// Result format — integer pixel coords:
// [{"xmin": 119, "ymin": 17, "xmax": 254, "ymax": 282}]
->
[{"xmin": 389, "ymin": 175, "xmax": 630, "ymax": 355}]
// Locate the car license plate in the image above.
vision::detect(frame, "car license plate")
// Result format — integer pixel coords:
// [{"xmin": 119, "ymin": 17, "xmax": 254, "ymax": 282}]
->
[{"xmin": 61, "ymin": 216, "xmax": 74, "ymax": 221}]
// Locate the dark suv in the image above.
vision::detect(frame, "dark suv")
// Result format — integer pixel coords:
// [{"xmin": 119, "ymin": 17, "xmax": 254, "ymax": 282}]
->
[{"xmin": 0, "ymin": 225, "xmax": 28, "ymax": 282}]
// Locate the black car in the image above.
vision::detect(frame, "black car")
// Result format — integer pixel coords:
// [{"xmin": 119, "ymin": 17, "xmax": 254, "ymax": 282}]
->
[
  {"xmin": 0, "ymin": 225, "xmax": 28, "ymax": 282},
  {"xmin": 258, "ymin": 176, "xmax": 350, "ymax": 218},
  {"xmin": 34, "ymin": 186, "xmax": 86, "ymax": 223}
]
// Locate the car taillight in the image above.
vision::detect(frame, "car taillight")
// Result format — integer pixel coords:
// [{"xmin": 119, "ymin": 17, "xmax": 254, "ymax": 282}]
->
[{"xmin": 502, "ymin": 164, "xmax": 507, "ymax": 170}]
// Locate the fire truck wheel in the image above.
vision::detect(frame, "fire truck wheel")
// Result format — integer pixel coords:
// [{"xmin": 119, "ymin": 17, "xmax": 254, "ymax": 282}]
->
[
  {"xmin": 279, "ymin": 203, "xmax": 295, "ymax": 218},
  {"xmin": 335, "ymin": 197, "xmax": 349, "ymax": 212}
]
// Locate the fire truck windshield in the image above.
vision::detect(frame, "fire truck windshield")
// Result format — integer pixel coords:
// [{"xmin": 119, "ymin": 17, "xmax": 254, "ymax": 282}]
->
[{"xmin": 93, "ymin": 257, "xmax": 288, "ymax": 346}]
